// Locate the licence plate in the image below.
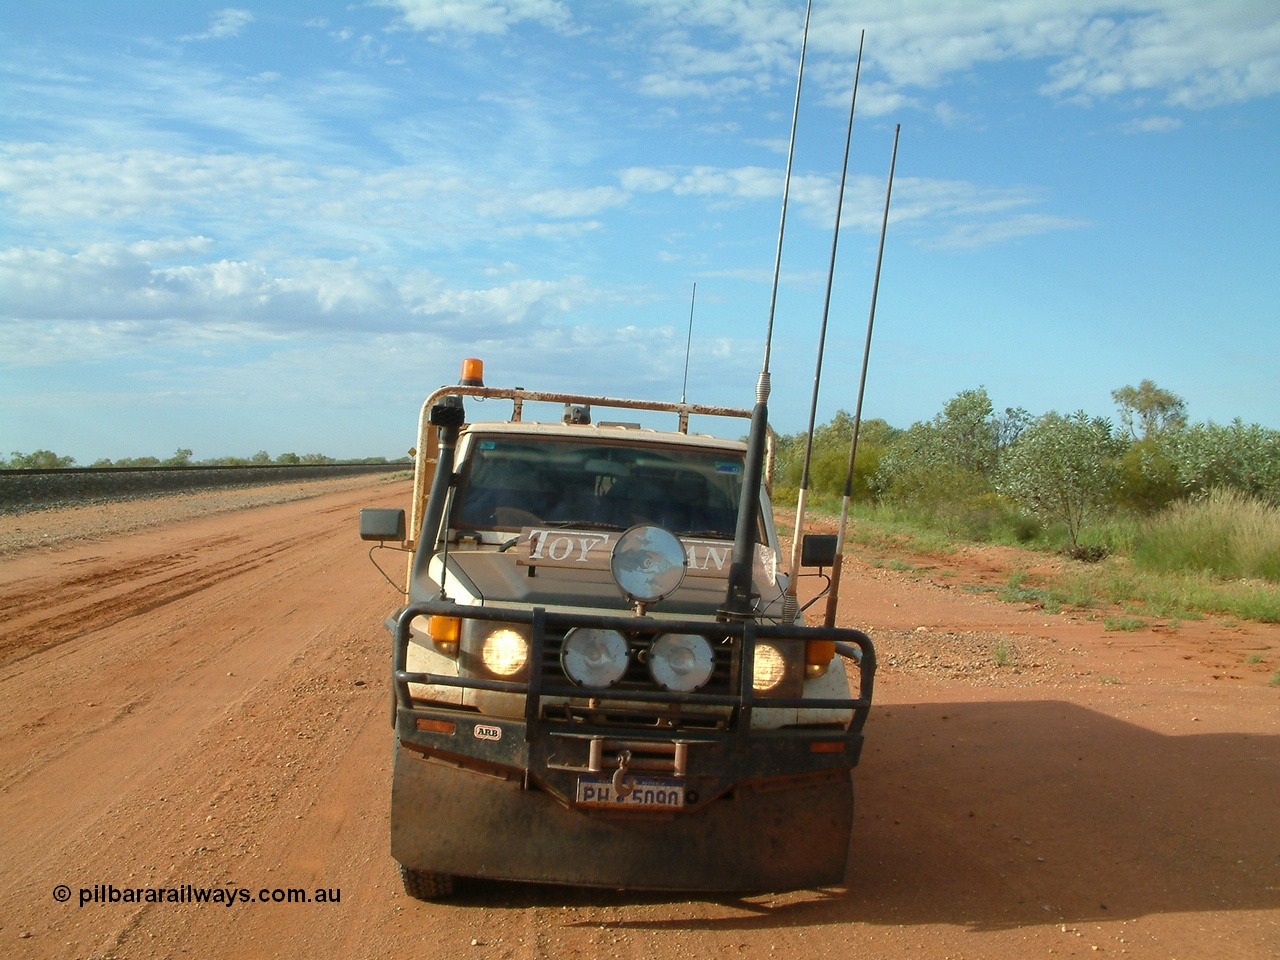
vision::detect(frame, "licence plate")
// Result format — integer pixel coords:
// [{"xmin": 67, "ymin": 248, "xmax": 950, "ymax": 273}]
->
[{"xmin": 575, "ymin": 775, "xmax": 685, "ymax": 809}]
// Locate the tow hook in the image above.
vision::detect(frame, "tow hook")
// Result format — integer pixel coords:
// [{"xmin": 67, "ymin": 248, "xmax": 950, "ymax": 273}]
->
[{"xmin": 612, "ymin": 749, "xmax": 635, "ymax": 799}]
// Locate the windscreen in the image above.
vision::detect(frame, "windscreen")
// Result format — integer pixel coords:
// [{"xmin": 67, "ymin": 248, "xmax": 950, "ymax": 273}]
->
[{"xmin": 452, "ymin": 435, "xmax": 746, "ymax": 538}]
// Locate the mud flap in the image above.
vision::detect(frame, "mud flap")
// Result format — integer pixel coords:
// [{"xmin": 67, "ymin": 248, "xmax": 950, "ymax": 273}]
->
[{"xmin": 391, "ymin": 745, "xmax": 853, "ymax": 892}]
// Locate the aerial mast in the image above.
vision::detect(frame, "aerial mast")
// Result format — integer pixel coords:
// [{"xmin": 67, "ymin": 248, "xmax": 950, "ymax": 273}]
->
[
  {"xmin": 782, "ymin": 30, "xmax": 865, "ymax": 624},
  {"xmin": 721, "ymin": 0, "xmax": 813, "ymax": 618},
  {"xmin": 681, "ymin": 281, "xmax": 696, "ymax": 405},
  {"xmin": 824, "ymin": 123, "xmax": 900, "ymax": 627}
]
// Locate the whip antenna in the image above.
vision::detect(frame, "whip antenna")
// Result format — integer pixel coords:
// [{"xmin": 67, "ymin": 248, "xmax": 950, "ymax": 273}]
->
[
  {"xmin": 783, "ymin": 29, "xmax": 864, "ymax": 623},
  {"xmin": 722, "ymin": 0, "xmax": 813, "ymax": 618},
  {"xmin": 824, "ymin": 122, "xmax": 900, "ymax": 628},
  {"xmin": 681, "ymin": 281, "xmax": 696, "ymax": 404}
]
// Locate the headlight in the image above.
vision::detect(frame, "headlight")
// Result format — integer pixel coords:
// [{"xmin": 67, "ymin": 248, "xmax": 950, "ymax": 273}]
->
[
  {"xmin": 480, "ymin": 627, "xmax": 529, "ymax": 677},
  {"xmin": 751, "ymin": 641, "xmax": 788, "ymax": 693},
  {"xmin": 649, "ymin": 633, "xmax": 715, "ymax": 692},
  {"xmin": 561, "ymin": 628, "xmax": 630, "ymax": 687}
]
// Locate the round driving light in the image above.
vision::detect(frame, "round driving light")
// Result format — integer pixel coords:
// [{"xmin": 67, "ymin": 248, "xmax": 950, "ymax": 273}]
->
[
  {"xmin": 481, "ymin": 628, "xmax": 528, "ymax": 677},
  {"xmin": 561, "ymin": 628, "xmax": 630, "ymax": 687},
  {"xmin": 649, "ymin": 633, "xmax": 715, "ymax": 693},
  {"xmin": 610, "ymin": 524, "xmax": 687, "ymax": 604},
  {"xmin": 751, "ymin": 641, "xmax": 787, "ymax": 693}
]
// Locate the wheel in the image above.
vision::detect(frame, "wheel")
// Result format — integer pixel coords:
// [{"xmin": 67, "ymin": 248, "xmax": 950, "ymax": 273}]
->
[{"xmin": 398, "ymin": 862, "xmax": 455, "ymax": 900}]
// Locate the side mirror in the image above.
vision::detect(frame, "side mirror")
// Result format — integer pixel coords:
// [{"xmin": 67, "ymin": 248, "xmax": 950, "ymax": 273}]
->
[
  {"xmin": 800, "ymin": 533, "xmax": 837, "ymax": 568},
  {"xmin": 360, "ymin": 508, "xmax": 406, "ymax": 542}
]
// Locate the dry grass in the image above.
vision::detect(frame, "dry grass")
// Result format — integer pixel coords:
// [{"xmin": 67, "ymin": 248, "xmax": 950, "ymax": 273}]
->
[{"xmin": 1133, "ymin": 488, "xmax": 1280, "ymax": 583}]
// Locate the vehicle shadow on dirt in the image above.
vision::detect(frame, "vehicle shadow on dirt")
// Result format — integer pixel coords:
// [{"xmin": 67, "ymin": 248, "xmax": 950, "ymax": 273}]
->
[
  {"xmin": 839, "ymin": 698, "xmax": 1279, "ymax": 931},
  {"xmin": 454, "ymin": 699, "xmax": 1279, "ymax": 932}
]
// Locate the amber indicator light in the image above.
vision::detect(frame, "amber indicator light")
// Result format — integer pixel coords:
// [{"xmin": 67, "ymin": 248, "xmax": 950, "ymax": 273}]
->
[
  {"xmin": 416, "ymin": 718, "xmax": 456, "ymax": 735},
  {"xmin": 809, "ymin": 740, "xmax": 844, "ymax": 754}
]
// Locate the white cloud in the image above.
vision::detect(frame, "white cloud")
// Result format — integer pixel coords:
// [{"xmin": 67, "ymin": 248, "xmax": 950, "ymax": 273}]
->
[
  {"xmin": 0, "ymin": 45, "xmax": 370, "ymax": 158},
  {"xmin": 622, "ymin": 1, "xmax": 1280, "ymax": 113},
  {"xmin": 619, "ymin": 167, "xmax": 678, "ymax": 192},
  {"xmin": 518, "ymin": 185, "xmax": 629, "ymax": 218},
  {"xmin": 638, "ymin": 70, "xmax": 757, "ymax": 100},
  {"xmin": 622, "ymin": 164, "xmax": 782, "ymax": 202},
  {"xmin": 1039, "ymin": 2, "xmax": 1280, "ymax": 108},
  {"xmin": 495, "ymin": 220, "xmax": 607, "ymax": 240},
  {"xmin": 615, "ymin": 163, "xmax": 1084, "ymax": 247},
  {"xmin": 884, "ymin": 176, "xmax": 1093, "ymax": 248},
  {"xmin": 127, "ymin": 237, "xmax": 215, "ymax": 259},
  {"xmin": 181, "ymin": 9, "xmax": 255, "ymax": 42},
  {"xmin": 0, "ymin": 239, "xmax": 616, "ymax": 365},
  {"xmin": 923, "ymin": 213, "xmax": 1092, "ymax": 250},
  {"xmin": 0, "ymin": 143, "xmax": 624, "ymax": 256},
  {"xmin": 378, "ymin": 0, "xmax": 573, "ymax": 35},
  {"xmin": 889, "ymin": 176, "xmax": 1041, "ymax": 222},
  {"xmin": 676, "ymin": 165, "xmax": 780, "ymax": 200},
  {"xmin": 0, "ymin": 145, "xmax": 317, "ymax": 221},
  {"xmin": 1119, "ymin": 114, "xmax": 1184, "ymax": 133},
  {"xmin": 423, "ymin": 275, "xmax": 601, "ymax": 325}
]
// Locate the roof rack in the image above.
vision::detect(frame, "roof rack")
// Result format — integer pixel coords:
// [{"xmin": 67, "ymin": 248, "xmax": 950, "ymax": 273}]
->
[{"xmin": 419, "ymin": 383, "xmax": 753, "ymax": 435}]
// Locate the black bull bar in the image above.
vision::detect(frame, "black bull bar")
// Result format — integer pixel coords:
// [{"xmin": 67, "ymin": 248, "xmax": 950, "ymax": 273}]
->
[{"xmin": 392, "ymin": 600, "xmax": 877, "ymax": 792}]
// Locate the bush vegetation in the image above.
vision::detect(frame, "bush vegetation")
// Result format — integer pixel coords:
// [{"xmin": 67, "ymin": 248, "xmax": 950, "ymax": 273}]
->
[{"xmin": 770, "ymin": 380, "xmax": 1280, "ymax": 621}]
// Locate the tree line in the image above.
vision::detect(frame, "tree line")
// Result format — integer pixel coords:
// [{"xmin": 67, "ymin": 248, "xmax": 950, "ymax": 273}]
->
[
  {"xmin": 774, "ymin": 380, "xmax": 1280, "ymax": 551},
  {"xmin": 1, "ymin": 449, "xmax": 408, "ymax": 469}
]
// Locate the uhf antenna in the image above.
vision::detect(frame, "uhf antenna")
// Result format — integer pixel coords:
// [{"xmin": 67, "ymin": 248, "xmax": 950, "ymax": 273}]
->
[
  {"xmin": 824, "ymin": 122, "xmax": 900, "ymax": 628},
  {"xmin": 721, "ymin": 0, "xmax": 812, "ymax": 618},
  {"xmin": 681, "ymin": 281, "xmax": 696, "ymax": 404},
  {"xmin": 782, "ymin": 30, "xmax": 865, "ymax": 624}
]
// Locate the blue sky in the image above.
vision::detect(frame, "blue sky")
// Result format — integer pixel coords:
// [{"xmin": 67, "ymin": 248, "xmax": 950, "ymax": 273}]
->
[{"xmin": 2, "ymin": 1, "xmax": 1277, "ymax": 462}]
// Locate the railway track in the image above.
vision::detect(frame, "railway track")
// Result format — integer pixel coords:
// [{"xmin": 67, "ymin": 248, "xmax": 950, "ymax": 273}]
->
[{"xmin": 0, "ymin": 462, "xmax": 407, "ymax": 513}]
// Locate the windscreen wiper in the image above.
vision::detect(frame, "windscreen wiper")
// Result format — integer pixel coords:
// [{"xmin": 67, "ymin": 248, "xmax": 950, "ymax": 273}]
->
[{"xmin": 537, "ymin": 520, "xmax": 627, "ymax": 531}]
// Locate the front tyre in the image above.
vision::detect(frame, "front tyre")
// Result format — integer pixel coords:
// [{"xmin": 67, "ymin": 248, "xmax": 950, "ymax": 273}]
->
[{"xmin": 398, "ymin": 862, "xmax": 455, "ymax": 900}]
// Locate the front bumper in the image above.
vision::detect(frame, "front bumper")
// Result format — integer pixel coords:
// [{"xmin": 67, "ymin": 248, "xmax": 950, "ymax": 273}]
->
[
  {"xmin": 392, "ymin": 747, "xmax": 856, "ymax": 890},
  {"xmin": 390, "ymin": 600, "xmax": 876, "ymax": 890}
]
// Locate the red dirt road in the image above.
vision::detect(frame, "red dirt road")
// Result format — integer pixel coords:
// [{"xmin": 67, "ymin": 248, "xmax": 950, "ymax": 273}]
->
[{"xmin": 1, "ymin": 477, "xmax": 1276, "ymax": 959}]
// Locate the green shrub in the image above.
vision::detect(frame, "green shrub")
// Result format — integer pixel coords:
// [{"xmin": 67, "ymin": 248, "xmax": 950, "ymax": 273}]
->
[
  {"xmin": 930, "ymin": 492, "xmax": 1039, "ymax": 544},
  {"xmin": 773, "ymin": 412, "xmax": 892, "ymax": 503},
  {"xmin": 1114, "ymin": 438, "xmax": 1182, "ymax": 514},
  {"xmin": 1158, "ymin": 420, "xmax": 1280, "ymax": 504},
  {"xmin": 4, "ymin": 449, "xmax": 77, "ymax": 469},
  {"xmin": 996, "ymin": 411, "xmax": 1123, "ymax": 547}
]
